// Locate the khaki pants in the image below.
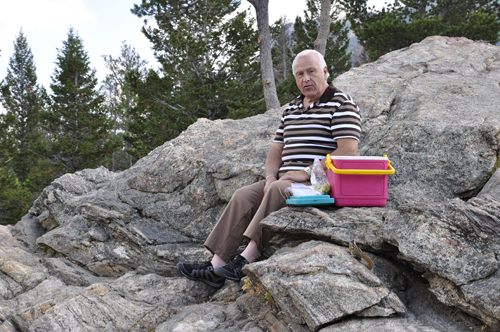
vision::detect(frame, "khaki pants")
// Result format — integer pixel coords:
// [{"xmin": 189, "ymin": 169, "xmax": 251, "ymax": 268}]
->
[{"xmin": 204, "ymin": 179, "xmax": 294, "ymax": 263}]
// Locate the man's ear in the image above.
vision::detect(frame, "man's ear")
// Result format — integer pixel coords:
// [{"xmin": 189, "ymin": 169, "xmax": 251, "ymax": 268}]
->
[{"xmin": 323, "ymin": 66, "xmax": 328, "ymax": 79}]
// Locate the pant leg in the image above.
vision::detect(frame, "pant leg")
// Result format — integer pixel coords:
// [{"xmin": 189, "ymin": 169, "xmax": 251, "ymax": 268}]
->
[
  {"xmin": 204, "ymin": 180, "xmax": 266, "ymax": 263},
  {"xmin": 242, "ymin": 179, "xmax": 292, "ymax": 252}
]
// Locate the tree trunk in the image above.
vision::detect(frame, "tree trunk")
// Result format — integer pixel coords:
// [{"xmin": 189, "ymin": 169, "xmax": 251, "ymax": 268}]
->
[
  {"xmin": 279, "ymin": 18, "xmax": 289, "ymax": 82},
  {"xmin": 315, "ymin": 0, "xmax": 332, "ymax": 57},
  {"xmin": 248, "ymin": 0, "xmax": 281, "ymax": 110}
]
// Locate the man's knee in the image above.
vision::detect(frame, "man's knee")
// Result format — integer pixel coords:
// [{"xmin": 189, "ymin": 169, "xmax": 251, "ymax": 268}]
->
[
  {"xmin": 231, "ymin": 186, "xmax": 249, "ymax": 201},
  {"xmin": 265, "ymin": 181, "xmax": 287, "ymax": 197}
]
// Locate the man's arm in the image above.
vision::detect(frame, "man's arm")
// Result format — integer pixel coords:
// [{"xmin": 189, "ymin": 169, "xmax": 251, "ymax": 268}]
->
[
  {"xmin": 321, "ymin": 137, "xmax": 358, "ymax": 170},
  {"xmin": 264, "ymin": 142, "xmax": 284, "ymax": 193},
  {"xmin": 279, "ymin": 138, "xmax": 358, "ymax": 182}
]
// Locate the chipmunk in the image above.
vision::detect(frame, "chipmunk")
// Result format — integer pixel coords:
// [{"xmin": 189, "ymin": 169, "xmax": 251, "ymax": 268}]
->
[{"xmin": 349, "ymin": 241, "xmax": 373, "ymax": 269}]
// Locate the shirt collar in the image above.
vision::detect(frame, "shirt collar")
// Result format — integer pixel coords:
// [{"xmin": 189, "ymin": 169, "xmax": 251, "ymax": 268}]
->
[{"xmin": 289, "ymin": 82, "xmax": 338, "ymax": 107}]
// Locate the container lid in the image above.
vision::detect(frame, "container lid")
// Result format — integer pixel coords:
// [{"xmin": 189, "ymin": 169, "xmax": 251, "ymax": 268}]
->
[
  {"xmin": 286, "ymin": 195, "xmax": 335, "ymax": 206},
  {"xmin": 330, "ymin": 156, "xmax": 388, "ymax": 160}
]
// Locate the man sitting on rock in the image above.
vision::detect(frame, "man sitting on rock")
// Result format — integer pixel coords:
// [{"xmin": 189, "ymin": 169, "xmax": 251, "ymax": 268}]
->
[{"xmin": 177, "ymin": 49, "xmax": 361, "ymax": 288}]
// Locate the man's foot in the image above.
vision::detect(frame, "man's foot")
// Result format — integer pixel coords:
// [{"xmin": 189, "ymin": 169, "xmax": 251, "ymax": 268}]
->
[
  {"xmin": 177, "ymin": 261, "xmax": 226, "ymax": 288},
  {"xmin": 214, "ymin": 254, "xmax": 249, "ymax": 281}
]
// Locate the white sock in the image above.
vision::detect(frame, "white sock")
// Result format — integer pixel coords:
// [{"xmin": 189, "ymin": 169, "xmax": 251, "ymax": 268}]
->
[
  {"xmin": 240, "ymin": 240, "xmax": 259, "ymax": 263},
  {"xmin": 211, "ymin": 254, "xmax": 227, "ymax": 268}
]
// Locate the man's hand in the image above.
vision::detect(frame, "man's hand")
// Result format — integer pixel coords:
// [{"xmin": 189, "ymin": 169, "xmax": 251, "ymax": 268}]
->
[{"xmin": 279, "ymin": 170, "xmax": 310, "ymax": 182}]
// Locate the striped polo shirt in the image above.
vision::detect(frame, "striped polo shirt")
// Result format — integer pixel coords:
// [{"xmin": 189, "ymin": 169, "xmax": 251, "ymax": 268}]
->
[{"xmin": 274, "ymin": 82, "xmax": 362, "ymax": 175}]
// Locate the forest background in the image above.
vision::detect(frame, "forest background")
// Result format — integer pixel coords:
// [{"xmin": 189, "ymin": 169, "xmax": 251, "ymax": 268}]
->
[{"xmin": 1, "ymin": 0, "xmax": 499, "ymax": 225}]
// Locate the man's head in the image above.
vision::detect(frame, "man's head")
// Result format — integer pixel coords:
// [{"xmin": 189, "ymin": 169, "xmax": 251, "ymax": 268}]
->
[{"xmin": 292, "ymin": 50, "xmax": 329, "ymax": 102}]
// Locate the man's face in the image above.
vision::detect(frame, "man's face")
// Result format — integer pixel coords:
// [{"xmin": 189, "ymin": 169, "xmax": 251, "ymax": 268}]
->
[{"xmin": 294, "ymin": 53, "xmax": 329, "ymax": 102}]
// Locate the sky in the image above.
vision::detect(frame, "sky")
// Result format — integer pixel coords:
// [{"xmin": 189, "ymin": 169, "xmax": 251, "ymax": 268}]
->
[{"xmin": 0, "ymin": 0, "xmax": 389, "ymax": 113}]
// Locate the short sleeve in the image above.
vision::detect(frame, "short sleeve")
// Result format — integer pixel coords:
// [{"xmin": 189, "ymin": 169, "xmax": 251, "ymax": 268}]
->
[
  {"xmin": 330, "ymin": 98, "xmax": 362, "ymax": 142},
  {"xmin": 273, "ymin": 110, "xmax": 286, "ymax": 143}
]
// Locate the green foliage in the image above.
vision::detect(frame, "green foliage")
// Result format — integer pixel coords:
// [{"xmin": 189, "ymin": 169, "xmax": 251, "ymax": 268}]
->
[
  {"xmin": 0, "ymin": 166, "xmax": 33, "ymax": 225},
  {"xmin": 124, "ymin": 68, "xmax": 182, "ymax": 159},
  {"xmin": 0, "ymin": 115, "xmax": 38, "ymax": 225},
  {"xmin": 129, "ymin": 0, "xmax": 266, "ymax": 158},
  {"xmin": 341, "ymin": 0, "xmax": 500, "ymax": 61},
  {"xmin": 242, "ymin": 278, "xmax": 273, "ymax": 305},
  {"xmin": 42, "ymin": 28, "xmax": 121, "ymax": 175},
  {"xmin": 102, "ymin": 42, "xmax": 149, "ymax": 170},
  {"xmin": 0, "ymin": 30, "xmax": 51, "ymax": 185},
  {"xmin": 0, "ymin": 30, "xmax": 53, "ymax": 224}
]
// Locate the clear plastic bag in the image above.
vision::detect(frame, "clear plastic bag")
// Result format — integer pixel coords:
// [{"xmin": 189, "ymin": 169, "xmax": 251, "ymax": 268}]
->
[
  {"xmin": 284, "ymin": 183, "xmax": 321, "ymax": 197},
  {"xmin": 284, "ymin": 158, "xmax": 330, "ymax": 197},
  {"xmin": 311, "ymin": 158, "xmax": 330, "ymax": 194}
]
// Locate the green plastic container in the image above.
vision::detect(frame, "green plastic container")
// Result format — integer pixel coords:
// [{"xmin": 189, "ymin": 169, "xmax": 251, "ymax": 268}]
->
[{"xmin": 286, "ymin": 195, "xmax": 335, "ymax": 206}]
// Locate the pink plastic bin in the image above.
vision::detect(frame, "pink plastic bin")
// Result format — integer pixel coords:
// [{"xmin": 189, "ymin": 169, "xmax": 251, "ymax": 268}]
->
[{"xmin": 325, "ymin": 155, "xmax": 395, "ymax": 207}]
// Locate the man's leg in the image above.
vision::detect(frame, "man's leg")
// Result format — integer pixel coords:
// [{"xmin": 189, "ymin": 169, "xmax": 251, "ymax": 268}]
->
[
  {"xmin": 214, "ymin": 180, "xmax": 293, "ymax": 281},
  {"xmin": 242, "ymin": 179, "xmax": 292, "ymax": 251},
  {"xmin": 204, "ymin": 180, "xmax": 267, "ymax": 263},
  {"xmin": 178, "ymin": 180, "xmax": 266, "ymax": 287}
]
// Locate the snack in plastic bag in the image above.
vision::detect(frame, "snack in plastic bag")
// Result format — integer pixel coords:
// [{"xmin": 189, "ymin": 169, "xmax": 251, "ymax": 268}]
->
[
  {"xmin": 284, "ymin": 183, "xmax": 321, "ymax": 197},
  {"xmin": 311, "ymin": 158, "xmax": 330, "ymax": 194}
]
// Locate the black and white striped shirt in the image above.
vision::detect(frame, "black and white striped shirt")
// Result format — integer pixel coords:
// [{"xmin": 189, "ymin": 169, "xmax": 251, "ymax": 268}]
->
[{"xmin": 274, "ymin": 82, "xmax": 362, "ymax": 175}]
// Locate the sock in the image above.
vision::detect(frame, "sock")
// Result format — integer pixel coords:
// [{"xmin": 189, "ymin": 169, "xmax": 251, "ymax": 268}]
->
[
  {"xmin": 240, "ymin": 240, "xmax": 259, "ymax": 263},
  {"xmin": 211, "ymin": 254, "xmax": 227, "ymax": 269}
]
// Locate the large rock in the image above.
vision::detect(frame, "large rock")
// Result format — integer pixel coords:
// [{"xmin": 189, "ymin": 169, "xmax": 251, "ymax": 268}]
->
[
  {"xmin": 1, "ymin": 36, "xmax": 499, "ymax": 331},
  {"xmin": 243, "ymin": 240, "xmax": 406, "ymax": 331},
  {"xmin": 336, "ymin": 36, "xmax": 500, "ymax": 205},
  {"xmin": 27, "ymin": 112, "xmax": 280, "ymax": 277}
]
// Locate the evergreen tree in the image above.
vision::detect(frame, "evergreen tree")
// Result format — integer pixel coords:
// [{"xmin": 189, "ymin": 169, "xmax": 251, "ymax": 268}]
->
[
  {"xmin": 0, "ymin": 29, "xmax": 50, "ymax": 187},
  {"xmin": 42, "ymin": 28, "xmax": 120, "ymax": 174},
  {"xmin": 102, "ymin": 41, "xmax": 149, "ymax": 170},
  {"xmin": 341, "ymin": 0, "xmax": 500, "ymax": 61},
  {"xmin": 0, "ymin": 112, "xmax": 32, "ymax": 225},
  {"xmin": 124, "ymin": 68, "xmax": 181, "ymax": 159},
  {"xmin": 0, "ymin": 30, "xmax": 51, "ymax": 224},
  {"xmin": 129, "ymin": 0, "xmax": 265, "ymax": 157}
]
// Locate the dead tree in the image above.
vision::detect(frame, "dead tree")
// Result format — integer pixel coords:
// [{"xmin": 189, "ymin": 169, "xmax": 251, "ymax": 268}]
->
[
  {"xmin": 315, "ymin": 0, "xmax": 333, "ymax": 56},
  {"xmin": 248, "ymin": 0, "xmax": 281, "ymax": 110}
]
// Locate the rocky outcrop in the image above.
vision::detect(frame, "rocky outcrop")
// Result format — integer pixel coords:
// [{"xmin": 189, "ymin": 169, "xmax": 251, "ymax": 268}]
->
[{"xmin": 1, "ymin": 36, "xmax": 500, "ymax": 331}]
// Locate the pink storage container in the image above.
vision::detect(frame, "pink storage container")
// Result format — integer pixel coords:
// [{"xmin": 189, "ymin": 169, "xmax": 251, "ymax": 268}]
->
[{"xmin": 325, "ymin": 155, "xmax": 395, "ymax": 207}]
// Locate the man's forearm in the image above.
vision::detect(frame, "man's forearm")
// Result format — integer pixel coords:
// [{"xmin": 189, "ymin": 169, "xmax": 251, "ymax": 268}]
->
[
  {"xmin": 265, "ymin": 143, "xmax": 284, "ymax": 179},
  {"xmin": 314, "ymin": 138, "xmax": 358, "ymax": 172}
]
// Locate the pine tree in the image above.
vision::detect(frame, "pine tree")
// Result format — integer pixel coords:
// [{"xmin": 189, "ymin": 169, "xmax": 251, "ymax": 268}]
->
[
  {"xmin": 0, "ymin": 30, "xmax": 51, "ymax": 224},
  {"xmin": 102, "ymin": 42, "xmax": 149, "ymax": 170},
  {"xmin": 129, "ymin": 0, "xmax": 265, "ymax": 158},
  {"xmin": 124, "ymin": 68, "xmax": 181, "ymax": 159},
  {"xmin": 341, "ymin": 0, "xmax": 500, "ymax": 61},
  {"xmin": 0, "ymin": 112, "xmax": 31, "ymax": 225},
  {"xmin": 42, "ymin": 28, "xmax": 120, "ymax": 174},
  {"xmin": 0, "ymin": 29, "xmax": 50, "ymax": 186}
]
